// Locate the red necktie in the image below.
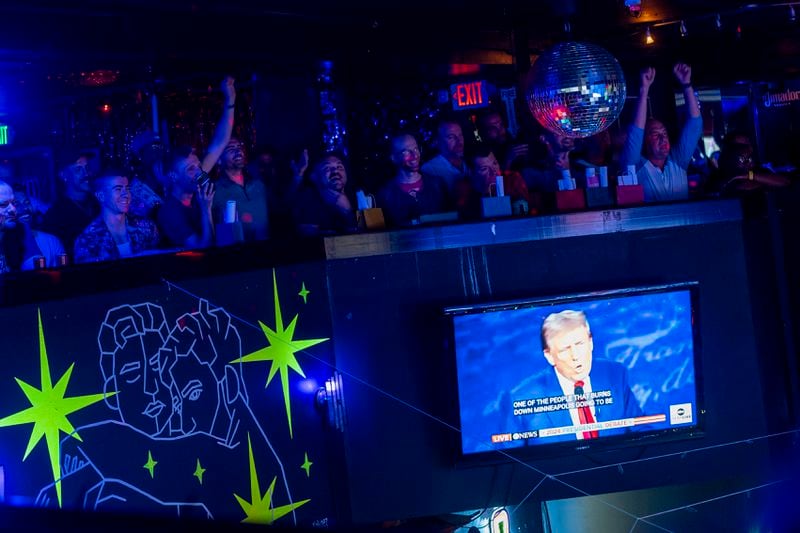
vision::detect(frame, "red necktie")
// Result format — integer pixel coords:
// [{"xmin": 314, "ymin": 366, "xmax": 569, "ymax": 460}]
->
[{"xmin": 574, "ymin": 380, "xmax": 599, "ymax": 439}]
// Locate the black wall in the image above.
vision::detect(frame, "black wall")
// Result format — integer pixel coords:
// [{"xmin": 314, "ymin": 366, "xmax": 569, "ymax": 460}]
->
[{"xmin": 327, "ymin": 218, "xmax": 778, "ymax": 523}]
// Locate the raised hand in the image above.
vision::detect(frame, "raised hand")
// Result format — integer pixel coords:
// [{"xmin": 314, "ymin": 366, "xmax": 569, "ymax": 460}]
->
[
  {"xmin": 673, "ymin": 63, "xmax": 692, "ymax": 86},
  {"xmin": 290, "ymin": 148, "xmax": 310, "ymax": 177},
  {"xmin": 640, "ymin": 67, "xmax": 656, "ymax": 91},
  {"xmin": 221, "ymin": 76, "xmax": 236, "ymax": 106}
]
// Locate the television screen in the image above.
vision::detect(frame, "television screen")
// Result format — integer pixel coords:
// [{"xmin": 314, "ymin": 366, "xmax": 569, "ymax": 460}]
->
[{"xmin": 446, "ymin": 283, "xmax": 703, "ymax": 457}]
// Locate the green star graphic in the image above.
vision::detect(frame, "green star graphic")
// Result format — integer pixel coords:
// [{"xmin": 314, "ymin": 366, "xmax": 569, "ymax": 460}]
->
[
  {"xmin": 231, "ymin": 269, "xmax": 328, "ymax": 438},
  {"xmin": 298, "ymin": 282, "xmax": 310, "ymax": 304},
  {"xmin": 234, "ymin": 434, "xmax": 310, "ymax": 525},
  {"xmin": 143, "ymin": 450, "xmax": 157, "ymax": 478},
  {"xmin": 301, "ymin": 452, "xmax": 313, "ymax": 477},
  {"xmin": 193, "ymin": 458, "xmax": 206, "ymax": 485},
  {"xmin": 0, "ymin": 309, "xmax": 110, "ymax": 507}
]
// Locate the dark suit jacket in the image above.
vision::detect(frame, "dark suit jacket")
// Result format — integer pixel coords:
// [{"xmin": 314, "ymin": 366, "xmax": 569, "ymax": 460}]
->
[{"xmin": 513, "ymin": 359, "xmax": 643, "ymax": 443}]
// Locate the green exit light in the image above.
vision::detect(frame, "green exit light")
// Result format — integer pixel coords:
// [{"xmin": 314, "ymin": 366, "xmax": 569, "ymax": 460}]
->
[{"xmin": 0, "ymin": 125, "xmax": 7, "ymax": 145}]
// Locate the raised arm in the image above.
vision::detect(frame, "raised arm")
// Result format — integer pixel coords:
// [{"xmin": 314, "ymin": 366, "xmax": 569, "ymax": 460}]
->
[
  {"xmin": 286, "ymin": 148, "xmax": 310, "ymax": 198},
  {"xmin": 726, "ymin": 170, "xmax": 791, "ymax": 191},
  {"xmin": 634, "ymin": 67, "xmax": 656, "ymax": 129},
  {"xmin": 621, "ymin": 67, "xmax": 655, "ymax": 166},
  {"xmin": 672, "ymin": 64, "xmax": 703, "ymax": 168},
  {"xmin": 201, "ymin": 76, "xmax": 236, "ymax": 173},
  {"xmin": 674, "ymin": 63, "xmax": 700, "ymax": 119}
]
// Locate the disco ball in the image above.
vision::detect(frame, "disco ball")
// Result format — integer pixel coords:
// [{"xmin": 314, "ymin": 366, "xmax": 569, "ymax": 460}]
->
[{"xmin": 526, "ymin": 42, "xmax": 627, "ymax": 139}]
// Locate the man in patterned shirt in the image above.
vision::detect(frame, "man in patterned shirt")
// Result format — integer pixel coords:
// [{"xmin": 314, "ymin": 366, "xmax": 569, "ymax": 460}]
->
[{"xmin": 74, "ymin": 169, "xmax": 160, "ymax": 263}]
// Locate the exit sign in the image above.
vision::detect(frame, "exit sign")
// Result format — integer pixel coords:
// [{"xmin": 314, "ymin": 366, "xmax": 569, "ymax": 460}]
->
[
  {"xmin": 451, "ymin": 81, "xmax": 489, "ymax": 110},
  {"xmin": 0, "ymin": 125, "xmax": 8, "ymax": 145}
]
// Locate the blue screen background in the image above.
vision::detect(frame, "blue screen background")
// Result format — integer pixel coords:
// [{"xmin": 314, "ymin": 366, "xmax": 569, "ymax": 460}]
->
[{"xmin": 453, "ymin": 290, "xmax": 697, "ymax": 455}]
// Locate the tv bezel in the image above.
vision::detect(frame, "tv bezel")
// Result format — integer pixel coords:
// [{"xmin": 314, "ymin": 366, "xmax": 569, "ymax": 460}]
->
[{"xmin": 444, "ymin": 282, "xmax": 706, "ymax": 463}]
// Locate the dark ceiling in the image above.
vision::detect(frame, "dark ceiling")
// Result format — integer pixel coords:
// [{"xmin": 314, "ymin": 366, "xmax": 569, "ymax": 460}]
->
[{"xmin": 0, "ymin": 0, "xmax": 795, "ymax": 83}]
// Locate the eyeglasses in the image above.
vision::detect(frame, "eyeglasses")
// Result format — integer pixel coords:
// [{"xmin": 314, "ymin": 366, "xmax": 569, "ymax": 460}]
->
[{"xmin": 0, "ymin": 199, "xmax": 19, "ymax": 209}]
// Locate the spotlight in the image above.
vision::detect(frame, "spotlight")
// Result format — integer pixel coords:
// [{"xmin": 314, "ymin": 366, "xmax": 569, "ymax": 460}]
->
[
  {"xmin": 679, "ymin": 20, "xmax": 688, "ymax": 38},
  {"xmin": 715, "ymin": 14, "xmax": 722, "ymax": 30},
  {"xmin": 644, "ymin": 26, "xmax": 655, "ymax": 45},
  {"xmin": 790, "ymin": 5, "xmax": 797, "ymax": 22}
]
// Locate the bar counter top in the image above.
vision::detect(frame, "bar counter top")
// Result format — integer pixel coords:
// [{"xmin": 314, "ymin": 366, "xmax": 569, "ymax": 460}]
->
[{"xmin": 324, "ymin": 199, "xmax": 742, "ymax": 259}]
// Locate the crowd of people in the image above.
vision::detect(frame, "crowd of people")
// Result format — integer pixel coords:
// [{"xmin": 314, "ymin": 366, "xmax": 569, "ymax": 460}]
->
[{"xmin": 0, "ymin": 64, "xmax": 792, "ymax": 272}]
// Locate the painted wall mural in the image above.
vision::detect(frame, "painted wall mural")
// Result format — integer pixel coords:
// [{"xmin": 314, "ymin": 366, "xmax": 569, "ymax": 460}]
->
[{"xmin": 0, "ymin": 266, "xmax": 340, "ymax": 527}]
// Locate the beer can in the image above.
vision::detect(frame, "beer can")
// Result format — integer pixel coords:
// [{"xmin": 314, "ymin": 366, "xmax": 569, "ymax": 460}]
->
[
  {"xmin": 57, "ymin": 253, "xmax": 69, "ymax": 267},
  {"xmin": 32, "ymin": 256, "xmax": 46, "ymax": 270}
]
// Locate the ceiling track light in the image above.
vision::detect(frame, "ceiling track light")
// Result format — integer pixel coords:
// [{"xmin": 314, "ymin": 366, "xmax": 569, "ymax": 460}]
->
[
  {"xmin": 715, "ymin": 13, "xmax": 722, "ymax": 30},
  {"xmin": 679, "ymin": 20, "xmax": 687, "ymax": 37},
  {"xmin": 790, "ymin": 5, "xmax": 797, "ymax": 23}
]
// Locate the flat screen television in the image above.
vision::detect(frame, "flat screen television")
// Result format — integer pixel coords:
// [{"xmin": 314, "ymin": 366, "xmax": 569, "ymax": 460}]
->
[{"xmin": 446, "ymin": 282, "xmax": 703, "ymax": 458}]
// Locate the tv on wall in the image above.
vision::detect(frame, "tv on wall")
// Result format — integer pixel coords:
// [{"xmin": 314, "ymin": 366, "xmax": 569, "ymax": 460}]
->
[{"xmin": 446, "ymin": 283, "xmax": 704, "ymax": 457}]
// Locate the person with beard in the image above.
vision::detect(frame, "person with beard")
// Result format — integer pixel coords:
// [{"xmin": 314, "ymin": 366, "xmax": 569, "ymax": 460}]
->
[
  {"xmin": 13, "ymin": 185, "xmax": 47, "ymax": 229},
  {"xmin": 74, "ymin": 170, "xmax": 160, "ymax": 263},
  {"xmin": 477, "ymin": 110, "xmax": 532, "ymax": 172},
  {"xmin": 42, "ymin": 151, "xmax": 100, "ymax": 256},
  {"xmin": 212, "ymin": 137, "xmax": 269, "ymax": 241},
  {"xmin": 0, "ymin": 180, "xmax": 64, "ymax": 272},
  {"xmin": 158, "ymin": 147, "xmax": 216, "ymax": 248},
  {"xmin": 160, "ymin": 77, "xmax": 236, "ymax": 248},
  {"xmin": 376, "ymin": 133, "xmax": 451, "ymax": 228},
  {"xmin": 292, "ymin": 154, "xmax": 357, "ymax": 236},
  {"xmin": 620, "ymin": 64, "xmax": 702, "ymax": 203}
]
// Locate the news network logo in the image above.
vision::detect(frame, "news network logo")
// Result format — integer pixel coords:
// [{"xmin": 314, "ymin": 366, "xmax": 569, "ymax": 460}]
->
[
  {"xmin": 669, "ymin": 403, "xmax": 693, "ymax": 425},
  {"xmin": 491, "ymin": 431, "xmax": 538, "ymax": 443}
]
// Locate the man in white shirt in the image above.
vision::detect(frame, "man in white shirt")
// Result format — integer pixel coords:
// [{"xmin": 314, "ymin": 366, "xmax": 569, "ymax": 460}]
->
[
  {"xmin": 421, "ymin": 119, "xmax": 468, "ymax": 191},
  {"xmin": 621, "ymin": 64, "xmax": 702, "ymax": 202}
]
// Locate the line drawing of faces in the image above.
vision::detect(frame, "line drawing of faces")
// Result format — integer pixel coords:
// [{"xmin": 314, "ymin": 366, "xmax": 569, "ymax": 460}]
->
[
  {"xmin": 99, "ymin": 303, "xmax": 173, "ymax": 436},
  {"xmin": 160, "ymin": 299, "xmax": 243, "ymax": 440},
  {"xmin": 42, "ymin": 298, "xmax": 296, "ymax": 524}
]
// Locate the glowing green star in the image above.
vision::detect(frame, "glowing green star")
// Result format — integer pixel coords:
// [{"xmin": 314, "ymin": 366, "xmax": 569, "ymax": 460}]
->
[
  {"xmin": 298, "ymin": 282, "xmax": 310, "ymax": 304},
  {"xmin": 301, "ymin": 452, "xmax": 313, "ymax": 477},
  {"xmin": 193, "ymin": 458, "xmax": 206, "ymax": 485},
  {"xmin": 234, "ymin": 434, "xmax": 310, "ymax": 525},
  {"xmin": 0, "ymin": 309, "xmax": 109, "ymax": 508},
  {"xmin": 231, "ymin": 269, "xmax": 328, "ymax": 438},
  {"xmin": 143, "ymin": 450, "xmax": 157, "ymax": 478}
]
